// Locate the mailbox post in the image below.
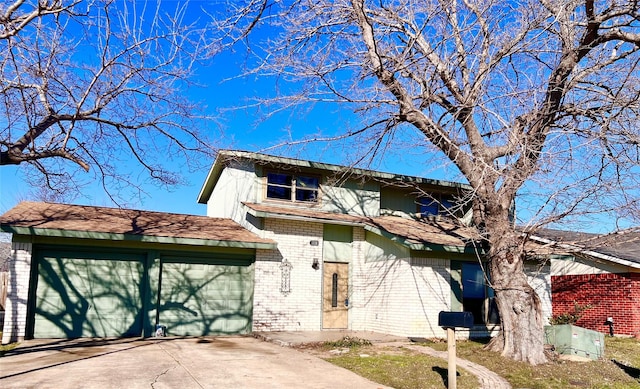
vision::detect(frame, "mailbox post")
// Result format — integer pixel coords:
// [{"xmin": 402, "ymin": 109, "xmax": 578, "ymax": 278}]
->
[{"xmin": 438, "ymin": 311, "xmax": 473, "ymax": 389}]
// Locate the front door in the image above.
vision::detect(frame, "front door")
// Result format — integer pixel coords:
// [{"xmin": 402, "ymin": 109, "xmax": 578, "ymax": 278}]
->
[{"xmin": 322, "ymin": 262, "xmax": 348, "ymax": 329}]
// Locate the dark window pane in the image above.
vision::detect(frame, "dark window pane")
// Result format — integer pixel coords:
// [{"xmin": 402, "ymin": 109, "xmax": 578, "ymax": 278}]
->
[
  {"xmin": 440, "ymin": 198, "xmax": 454, "ymax": 214},
  {"xmin": 419, "ymin": 198, "xmax": 439, "ymax": 216},
  {"xmin": 331, "ymin": 273, "xmax": 338, "ymax": 307},
  {"xmin": 462, "ymin": 263, "xmax": 485, "ymax": 298},
  {"xmin": 296, "ymin": 189, "xmax": 318, "ymax": 202},
  {"xmin": 297, "ymin": 176, "xmax": 318, "ymax": 189},
  {"xmin": 461, "ymin": 262, "xmax": 498, "ymax": 325},
  {"xmin": 487, "ymin": 298, "xmax": 500, "ymax": 324},
  {"xmin": 267, "ymin": 173, "xmax": 292, "ymax": 186},
  {"xmin": 267, "ymin": 186, "xmax": 291, "ymax": 200}
]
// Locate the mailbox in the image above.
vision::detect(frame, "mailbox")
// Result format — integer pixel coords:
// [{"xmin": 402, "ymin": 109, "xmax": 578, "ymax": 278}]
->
[{"xmin": 438, "ymin": 311, "xmax": 474, "ymax": 329}]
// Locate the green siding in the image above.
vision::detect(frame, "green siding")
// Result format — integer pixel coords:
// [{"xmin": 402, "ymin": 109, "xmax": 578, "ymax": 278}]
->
[
  {"xmin": 33, "ymin": 250, "xmax": 146, "ymax": 338},
  {"xmin": 450, "ymin": 261, "xmax": 463, "ymax": 312},
  {"xmin": 158, "ymin": 257, "xmax": 254, "ymax": 336},
  {"xmin": 365, "ymin": 230, "xmax": 410, "ymax": 262},
  {"xmin": 29, "ymin": 244, "xmax": 256, "ymax": 339},
  {"xmin": 323, "ymin": 225, "xmax": 353, "ymax": 262},
  {"xmin": 380, "ymin": 187, "xmax": 416, "ymax": 214},
  {"xmin": 146, "ymin": 251, "xmax": 162, "ymax": 337},
  {"xmin": 321, "ymin": 179, "xmax": 380, "ymax": 216}
]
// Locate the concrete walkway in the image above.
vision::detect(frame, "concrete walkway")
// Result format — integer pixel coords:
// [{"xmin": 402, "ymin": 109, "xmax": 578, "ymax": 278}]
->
[
  {"xmin": 255, "ymin": 331, "xmax": 511, "ymax": 389},
  {"xmin": 0, "ymin": 336, "xmax": 392, "ymax": 389},
  {"xmin": 402, "ymin": 345, "xmax": 512, "ymax": 389}
]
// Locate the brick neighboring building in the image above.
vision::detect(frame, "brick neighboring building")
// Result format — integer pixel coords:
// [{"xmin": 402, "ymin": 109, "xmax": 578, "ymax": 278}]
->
[{"xmin": 533, "ymin": 230, "xmax": 640, "ymax": 337}]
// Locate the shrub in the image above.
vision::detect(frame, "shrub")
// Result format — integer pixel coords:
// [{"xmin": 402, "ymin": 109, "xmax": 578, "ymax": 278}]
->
[{"xmin": 549, "ymin": 302, "xmax": 592, "ymax": 325}]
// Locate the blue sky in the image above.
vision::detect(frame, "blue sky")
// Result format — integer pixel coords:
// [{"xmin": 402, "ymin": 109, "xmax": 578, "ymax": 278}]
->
[
  {"xmin": 0, "ymin": 0, "xmax": 462, "ymax": 218},
  {"xmin": 0, "ymin": 42, "xmax": 457, "ymax": 217},
  {"xmin": 1, "ymin": 2, "xmax": 635, "ymax": 234}
]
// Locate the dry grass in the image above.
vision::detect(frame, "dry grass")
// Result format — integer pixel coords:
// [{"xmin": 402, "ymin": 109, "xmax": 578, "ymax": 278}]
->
[
  {"xmin": 0, "ymin": 332, "xmax": 18, "ymax": 356},
  {"xmin": 306, "ymin": 336, "xmax": 640, "ymax": 389}
]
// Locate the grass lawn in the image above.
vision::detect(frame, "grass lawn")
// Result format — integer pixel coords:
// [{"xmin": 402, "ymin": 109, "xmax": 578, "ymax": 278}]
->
[
  {"xmin": 329, "ymin": 350, "xmax": 478, "ymax": 389},
  {"xmin": 0, "ymin": 332, "xmax": 18, "ymax": 356},
  {"xmin": 314, "ymin": 337, "xmax": 640, "ymax": 389}
]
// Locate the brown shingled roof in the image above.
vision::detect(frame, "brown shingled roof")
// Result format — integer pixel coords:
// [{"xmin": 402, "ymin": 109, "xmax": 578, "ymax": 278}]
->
[
  {"xmin": 368, "ymin": 215, "xmax": 481, "ymax": 248},
  {"xmin": 243, "ymin": 202, "xmax": 368, "ymax": 224},
  {"xmin": 243, "ymin": 202, "xmax": 481, "ymax": 249},
  {"xmin": 0, "ymin": 202, "xmax": 275, "ymax": 246},
  {"xmin": 531, "ymin": 227, "xmax": 640, "ymax": 266}
]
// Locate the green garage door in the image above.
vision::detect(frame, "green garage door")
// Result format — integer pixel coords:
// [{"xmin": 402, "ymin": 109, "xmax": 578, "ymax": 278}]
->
[
  {"xmin": 158, "ymin": 257, "xmax": 254, "ymax": 336},
  {"xmin": 33, "ymin": 250, "xmax": 146, "ymax": 338}
]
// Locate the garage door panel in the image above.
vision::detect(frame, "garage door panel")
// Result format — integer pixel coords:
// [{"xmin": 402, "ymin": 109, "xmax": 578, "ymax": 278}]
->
[
  {"xmin": 34, "ymin": 252, "xmax": 145, "ymax": 339},
  {"xmin": 159, "ymin": 260, "xmax": 254, "ymax": 336},
  {"xmin": 32, "ymin": 250, "xmax": 255, "ymax": 339}
]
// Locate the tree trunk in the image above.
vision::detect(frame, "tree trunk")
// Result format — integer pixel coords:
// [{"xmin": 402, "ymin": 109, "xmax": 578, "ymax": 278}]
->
[{"xmin": 483, "ymin": 221, "xmax": 547, "ymax": 365}]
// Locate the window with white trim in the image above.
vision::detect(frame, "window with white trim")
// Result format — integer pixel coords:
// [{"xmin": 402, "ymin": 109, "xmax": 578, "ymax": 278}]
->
[{"xmin": 266, "ymin": 172, "xmax": 319, "ymax": 203}]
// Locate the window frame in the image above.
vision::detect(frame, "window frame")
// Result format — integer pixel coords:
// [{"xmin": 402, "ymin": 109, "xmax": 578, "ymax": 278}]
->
[
  {"xmin": 264, "ymin": 170, "xmax": 321, "ymax": 204},
  {"xmin": 417, "ymin": 193, "xmax": 459, "ymax": 218}
]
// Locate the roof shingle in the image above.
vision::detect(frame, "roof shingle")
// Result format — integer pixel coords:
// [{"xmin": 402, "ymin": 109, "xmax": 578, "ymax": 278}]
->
[
  {"xmin": 0, "ymin": 202, "xmax": 275, "ymax": 246},
  {"xmin": 243, "ymin": 202, "xmax": 480, "ymax": 249}
]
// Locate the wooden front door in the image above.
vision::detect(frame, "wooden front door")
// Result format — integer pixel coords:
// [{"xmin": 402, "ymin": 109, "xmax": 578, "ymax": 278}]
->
[{"xmin": 322, "ymin": 262, "xmax": 348, "ymax": 329}]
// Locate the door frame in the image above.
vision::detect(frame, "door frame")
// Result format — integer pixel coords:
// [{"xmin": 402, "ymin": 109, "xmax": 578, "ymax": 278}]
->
[{"xmin": 321, "ymin": 261, "xmax": 349, "ymax": 329}]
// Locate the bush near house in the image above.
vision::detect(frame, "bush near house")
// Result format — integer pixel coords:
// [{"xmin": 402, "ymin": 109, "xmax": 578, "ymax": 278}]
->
[{"xmin": 549, "ymin": 302, "xmax": 592, "ymax": 325}]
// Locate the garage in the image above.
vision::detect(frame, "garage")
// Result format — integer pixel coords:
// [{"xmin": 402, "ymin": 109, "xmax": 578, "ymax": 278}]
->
[
  {"xmin": 158, "ymin": 256, "xmax": 254, "ymax": 336},
  {"xmin": 32, "ymin": 250, "xmax": 255, "ymax": 338},
  {"xmin": 0, "ymin": 202, "xmax": 276, "ymax": 343},
  {"xmin": 33, "ymin": 250, "xmax": 147, "ymax": 338}
]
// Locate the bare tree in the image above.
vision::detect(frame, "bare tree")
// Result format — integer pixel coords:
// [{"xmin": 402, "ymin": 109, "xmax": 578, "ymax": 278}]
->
[
  {"xmin": 1, "ymin": 0, "xmax": 216, "ymax": 202},
  {"xmin": 219, "ymin": 0, "xmax": 640, "ymax": 364}
]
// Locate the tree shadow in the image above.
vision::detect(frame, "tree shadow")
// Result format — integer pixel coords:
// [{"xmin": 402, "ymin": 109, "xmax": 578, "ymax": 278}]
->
[
  {"xmin": 1, "ymin": 337, "xmax": 157, "ymax": 357},
  {"xmin": 158, "ymin": 258, "xmax": 253, "ymax": 336},
  {"xmin": 29, "ymin": 250, "xmax": 254, "ymax": 340},
  {"xmin": 612, "ymin": 359, "xmax": 640, "ymax": 381},
  {"xmin": 33, "ymin": 252, "xmax": 146, "ymax": 338},
  {"xmin": 0, "ymin": 337, "xmax": 175, "ymax": 380}
]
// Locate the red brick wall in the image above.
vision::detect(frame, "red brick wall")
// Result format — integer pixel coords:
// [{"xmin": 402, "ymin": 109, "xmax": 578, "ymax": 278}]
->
[{"xmin": 551, "ymin": 273, "xmax": 640, "ymax": 336}]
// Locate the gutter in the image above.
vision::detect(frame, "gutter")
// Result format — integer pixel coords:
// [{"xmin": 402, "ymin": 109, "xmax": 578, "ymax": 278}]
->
[{"xmin": 1, "ymin": 225, "xmax": 277, "ymax": 250}]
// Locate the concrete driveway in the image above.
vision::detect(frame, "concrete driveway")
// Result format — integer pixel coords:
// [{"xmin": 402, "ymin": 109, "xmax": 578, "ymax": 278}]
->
[{"xmin": 0, "ymin": 336, "xmax": 391, "ymax": 389}]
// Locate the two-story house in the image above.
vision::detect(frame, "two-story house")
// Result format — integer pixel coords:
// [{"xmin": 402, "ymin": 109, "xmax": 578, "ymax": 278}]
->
[
  {"xmin": 197, "ymin": 150, "xmax": 552, "ymax": 335},
  {"xmin": 0, "ymin": 149, "xmax": 552, "ymax": 343}
]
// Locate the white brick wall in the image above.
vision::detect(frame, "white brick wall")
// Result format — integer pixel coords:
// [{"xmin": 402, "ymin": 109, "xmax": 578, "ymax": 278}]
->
[
  {"xmin": 525, "ymin": 261, "xmax": 552, "ymax": 326},
  {"xmin": 2, "ymin": 242, "xmax": 32, "ymax": 344},
  {"xmin": 253, "ymin": 218, "xmax": 324, "ymax": 331},
  {"xmin": 353, "ymin": 254, "xmax": 452, "ymax": 338},
  {"xmin": 251, "ymin": 221, "xmax": 467, "ymax": 339},
  {"xmin": 348, "ymin": 227, "xmax": 367, "ymax": 329}
]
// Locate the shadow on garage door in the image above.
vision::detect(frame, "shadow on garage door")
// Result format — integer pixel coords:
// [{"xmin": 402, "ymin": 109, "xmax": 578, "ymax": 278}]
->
[{"xmin": 30, "ymin": 249, "xmax": 254, "ymax": 339}]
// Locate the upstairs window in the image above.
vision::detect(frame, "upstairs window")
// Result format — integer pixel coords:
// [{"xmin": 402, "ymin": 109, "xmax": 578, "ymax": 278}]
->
[
  {"xmin": 418, "ymin": 195, "xmax": 458, "ymax": 218},
  {"xmin": 266, "ymin": 172, "xmax": 319, "ymax": 203}
]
